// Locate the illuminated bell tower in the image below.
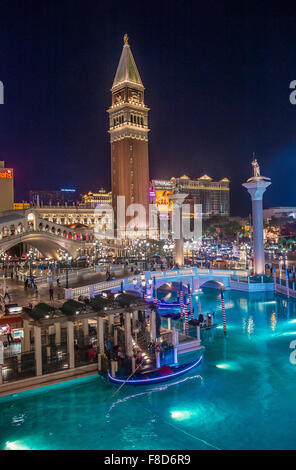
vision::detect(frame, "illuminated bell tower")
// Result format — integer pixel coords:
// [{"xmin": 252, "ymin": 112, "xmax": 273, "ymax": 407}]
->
[{"xmin": 107, "ymin": 34, "xmax": 150, "ymax": 229}]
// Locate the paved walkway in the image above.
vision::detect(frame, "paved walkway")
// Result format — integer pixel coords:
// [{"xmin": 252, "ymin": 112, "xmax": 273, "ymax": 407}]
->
[{"xmin": 0, "ymin": 268, "xmax": 133, "ymax": 308}]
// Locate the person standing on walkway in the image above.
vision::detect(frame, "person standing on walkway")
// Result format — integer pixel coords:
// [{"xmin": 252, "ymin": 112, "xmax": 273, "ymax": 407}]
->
[
  {"xmin": 49, "ymin": 285, "xmax": 54, "ymax": 301},
  {"xmin": 6, "ymin": 324, "xmax": 13, "ymax": 344},
  {"xmin": 4, "ymin": 286, "xmax": 10, "ymax": 302},
  {"xmin": 88, "ymin": 344, "xmax": 95, "ymax": 362}
]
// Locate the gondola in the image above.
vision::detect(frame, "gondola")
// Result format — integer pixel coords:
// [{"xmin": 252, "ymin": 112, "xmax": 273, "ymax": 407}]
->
[
  {"xmin": 188, "ymin": 318, "xmax": 200, "ymax": 326},
  {"xmin": 108, "ymin": 355, "xmax": 203, "ymax": 386},
  {"xmin": 160, "ymin": 312, "xmax": 181, "ymax": 320},
  {"xmin": 157, "ymin": 300, "xmax": 190, "ymax": 311},
  {"xmin": 188, "ymin": 318, "xmax": 218, "ymax": 329}
]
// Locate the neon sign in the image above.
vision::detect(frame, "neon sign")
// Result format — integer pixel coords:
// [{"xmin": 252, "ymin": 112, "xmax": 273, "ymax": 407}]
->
[{"xmin": 0, "ymin": 169, "xmax": 13, "ymax": 179}]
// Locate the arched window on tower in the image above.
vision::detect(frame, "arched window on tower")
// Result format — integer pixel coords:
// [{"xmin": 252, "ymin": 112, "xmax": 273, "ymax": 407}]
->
[
  {"xmin": 137, "ymin": 116, "xmax": 140, "ymax": 124},
  {"xmin": 141, "ymin": 117, "xmax": 144, "ymax": 126},
  {"xmin": 130, "ymin": 115, "xmax": 133, "ymax": 123},
  {"xmin": 113, "ymin": 118, "xmax": 115, "ymax": 127}
]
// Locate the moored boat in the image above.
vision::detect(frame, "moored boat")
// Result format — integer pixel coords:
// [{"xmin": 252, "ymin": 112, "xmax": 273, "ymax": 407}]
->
[
  {"xmin": 108, "ymin": 355, "xmax": 202, "ymax": 386},
  {"xmin": 157, "ymin": 300, "xmax": 190, "ymax": 311},
  {"xmin": 160, "ymin": 312, "xmax": 181, "ymax": 320}
]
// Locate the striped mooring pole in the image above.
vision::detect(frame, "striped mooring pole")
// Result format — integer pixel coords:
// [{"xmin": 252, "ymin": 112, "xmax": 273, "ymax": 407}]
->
[
  {"xmin": 184, "ymin": 295, "xmax": 189, "ymax": 331},
  {"xmin": 220, "ymin": 289, "xmax": 227, "ymax": 335},
  {"xmin": 286, "ymin": 269, "xmax": 290, "ymax": 298},
  {"xmin": 180, "ymin": 281, "xmax": 184, "ymax": 320},
  {"xmin": 187, "ymin": 283, "xmax": 194, "ymax": 321},
  {"xmin": 153, "ymin": 277, "xmax": 157, "ymax": 305}
]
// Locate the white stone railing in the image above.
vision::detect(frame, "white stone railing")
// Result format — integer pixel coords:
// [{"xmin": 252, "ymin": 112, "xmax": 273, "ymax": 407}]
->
[{"xmin": 66, "ymin": 267, "xmax": 249, "ymax": 300}]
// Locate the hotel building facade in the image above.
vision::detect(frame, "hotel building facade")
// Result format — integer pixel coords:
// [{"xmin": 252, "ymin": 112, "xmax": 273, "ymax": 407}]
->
[{"xmin": 151, "ymin": 174, "xmax": 230, "ymax": 218}]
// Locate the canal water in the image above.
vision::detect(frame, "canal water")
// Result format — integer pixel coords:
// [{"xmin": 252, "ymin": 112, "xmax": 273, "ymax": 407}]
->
[{"xmin": 1, "ymin": 289, "xmax": 296, "ymax": 450}]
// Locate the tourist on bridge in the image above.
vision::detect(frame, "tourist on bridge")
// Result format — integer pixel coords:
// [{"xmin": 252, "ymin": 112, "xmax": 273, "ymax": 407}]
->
[{"xmin": 56, "ymin": 276, "xmax": 60, "ymax": 287}]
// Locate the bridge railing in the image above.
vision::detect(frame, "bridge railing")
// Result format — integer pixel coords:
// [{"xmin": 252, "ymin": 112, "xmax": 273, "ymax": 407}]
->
[
  {"xmin": 66, "ymin": 267, "xmax": 249, "ymax": 300},
  {"xmin": 16, "ymin": 266, "xmax": 96, "ymax": 284},
  {"xmin": 230, "ymin": 274, "xmax": 273, "ymax": 284},
  {"xmin": 0, "ymin": 228, "xmax": 87, "ymax": 245}
]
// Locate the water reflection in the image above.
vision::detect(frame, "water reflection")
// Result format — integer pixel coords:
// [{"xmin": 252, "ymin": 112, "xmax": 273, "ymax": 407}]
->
[
  {"xmin": 271, "ymin": 312, "xmax": 277, "ymax": 331},
  {"xmin": 107, "ymin": 374, "xmax": 203, "ymax": 416}
]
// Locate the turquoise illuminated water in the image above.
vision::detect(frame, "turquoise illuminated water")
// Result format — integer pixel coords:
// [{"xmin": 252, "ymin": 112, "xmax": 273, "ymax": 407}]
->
[{"xmin": 1, "ymin": 289, "xmax": 296, "ymax": 450}]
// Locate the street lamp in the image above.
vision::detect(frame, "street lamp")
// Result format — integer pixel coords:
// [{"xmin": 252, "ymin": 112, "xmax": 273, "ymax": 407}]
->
[
  {"xmin": 93, "ymin": 241, "xmax": 98, "ymax": 266},
  {"xmin": 143, "ymin": 241, "xmax": 149, "ymax": 271},
  {"xmin": 28, "ymin": 249, "xmax": 33, "ymax": 278},
  {"xmin": 65, "ymin": 254, "xmax": 72, "ymax": 289},
  {"xmin": 141, "ymin": 280, "xmax": 146, "ymax": 298},
  {"xmin": 245, "ymin": 245, "xmax": 249, "ymax": 270}
]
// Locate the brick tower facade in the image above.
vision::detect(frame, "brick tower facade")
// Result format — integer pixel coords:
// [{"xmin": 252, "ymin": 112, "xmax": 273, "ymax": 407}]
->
[{"xmin": 107, "ymin": 35, "xmax": 150, "ymax": 230}]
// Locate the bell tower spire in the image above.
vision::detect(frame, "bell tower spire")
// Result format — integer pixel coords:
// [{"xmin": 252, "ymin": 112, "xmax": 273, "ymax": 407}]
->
[{"xmin": 107, "ymin": 36, "xmax": 150, "ymax": 230}]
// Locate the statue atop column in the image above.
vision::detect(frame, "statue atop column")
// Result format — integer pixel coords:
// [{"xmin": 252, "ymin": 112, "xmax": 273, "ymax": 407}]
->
[
  {"xmin": 174, "ymin": 183, "xmax": 182, "ymax": 194},
  {"xmin": 247, "ymin": 154, "xmax": 270, "ymax": 182},
  {"xmin": 252, "ymin": 158, "xmax": 260, "ymax": 178}
]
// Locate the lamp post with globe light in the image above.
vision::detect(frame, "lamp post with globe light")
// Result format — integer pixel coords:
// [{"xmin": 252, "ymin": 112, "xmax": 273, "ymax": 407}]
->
[{"xmin": 65, "ymin": 254, "xmax": 72, "ymax": 289}]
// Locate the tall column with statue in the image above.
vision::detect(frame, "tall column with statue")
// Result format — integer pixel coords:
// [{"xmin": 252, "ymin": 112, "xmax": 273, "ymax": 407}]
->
[
  {"xmin": 242, "ymin": 156, "xmax": 271, "ymax": 275},
  {"xmin": 169, "ymin": 186, "xmax": 188, "ymax": 267}
]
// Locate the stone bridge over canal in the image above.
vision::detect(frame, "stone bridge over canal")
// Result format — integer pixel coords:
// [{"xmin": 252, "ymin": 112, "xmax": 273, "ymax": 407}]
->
[
  {"xmin": 0, "ymin": 209, "xmax": 90, "ymax": 259},
  {"xmin": 66, "ymin": 267, "xmax": 250, "ymax": 299}
]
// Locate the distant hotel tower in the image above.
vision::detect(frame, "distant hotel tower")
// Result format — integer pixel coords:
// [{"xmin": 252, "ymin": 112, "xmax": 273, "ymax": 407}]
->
[{"xmin": 107, "ymin": 35, "xmax": 150, "ymax": 228}]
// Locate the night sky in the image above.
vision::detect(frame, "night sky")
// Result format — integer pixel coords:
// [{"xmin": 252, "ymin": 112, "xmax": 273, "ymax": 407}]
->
[{"xmin": 0, "ymin": 0, "xmax": 295, "ymax": 215}]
